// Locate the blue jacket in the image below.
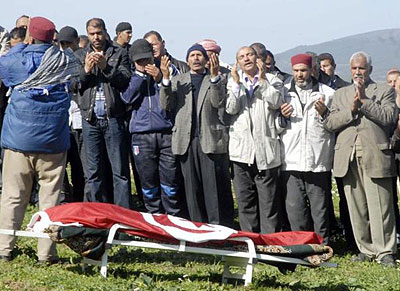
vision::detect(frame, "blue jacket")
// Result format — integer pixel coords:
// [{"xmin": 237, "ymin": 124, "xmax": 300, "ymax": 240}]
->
[
  {"xmin": 0, "ymin": 44, "xmax": 70, "ymax": 153},
  {"xmin": 121, "ymin": 71, "xmax": 173, "ymax": 133}
]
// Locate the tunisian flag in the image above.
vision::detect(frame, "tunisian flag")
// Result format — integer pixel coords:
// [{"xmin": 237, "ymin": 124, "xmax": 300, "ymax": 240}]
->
[{"xmin": 28, "ymin": 202, "xmax": 322, "ymax": 246}]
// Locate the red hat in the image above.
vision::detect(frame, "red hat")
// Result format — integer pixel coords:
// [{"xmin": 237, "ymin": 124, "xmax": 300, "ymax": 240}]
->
[
  {"xmin": 291, "ymin": 54, "xmax": 312, "ymax": 67},
  {"xmin": 29, "ymin": 17, "xmax": 56, "ymax": 43},
  {"xmin": 197, "ymin": 39, "xmax": 221, "ymax": 54}
]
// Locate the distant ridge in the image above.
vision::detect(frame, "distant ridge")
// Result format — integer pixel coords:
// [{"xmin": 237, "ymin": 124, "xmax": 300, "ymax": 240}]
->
[{"xmin": 274, "ymin": 29, "xmax": 400, "ymax": 82}]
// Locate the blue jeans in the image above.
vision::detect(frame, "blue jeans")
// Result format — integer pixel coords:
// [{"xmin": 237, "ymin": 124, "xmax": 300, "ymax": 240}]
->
[{"xmin": 82, "ymin": 117, "xmax": 131, "ymax": 208}]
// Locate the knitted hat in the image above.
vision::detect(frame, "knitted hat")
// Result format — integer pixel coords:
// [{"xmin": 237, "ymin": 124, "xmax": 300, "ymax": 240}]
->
[
  {"xmin": 186, "ymin": 44, "xmax": 208, "ymax": 61},
  {"xmin": 115, "ymin": 22, "xmax": 132, "ymax": 33}
]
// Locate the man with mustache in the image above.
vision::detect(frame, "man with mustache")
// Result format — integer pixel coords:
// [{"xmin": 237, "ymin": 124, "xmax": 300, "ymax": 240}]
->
[
  {"xmin": 226, "ymin": 46, "xmax": 283, "ymax": 234},
  {"xmin": 325, "ymin": 52, "xmax": 398, "ymax": 267},
  {"xmin": 278, "ymin": 54, "xmax": 335, "ymax": 244},
  {"xmin": 160, "ymin": 44, "xmax": 234, "ymax": 227}
]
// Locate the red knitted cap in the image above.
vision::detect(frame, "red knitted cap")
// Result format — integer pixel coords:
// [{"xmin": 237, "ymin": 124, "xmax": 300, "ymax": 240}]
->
[
  {"xmin": 291, "ymin": 54, "xmax": 312, "ymax": 67},
  {"xmin": 29, "ymin": 17, "xmax": 56, "ymax": 43}
]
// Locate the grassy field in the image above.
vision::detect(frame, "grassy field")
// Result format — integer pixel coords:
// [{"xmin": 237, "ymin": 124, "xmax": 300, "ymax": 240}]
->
[{"xmin": 0, "ymin": 184, "xmax": 399, "ymax": 290}]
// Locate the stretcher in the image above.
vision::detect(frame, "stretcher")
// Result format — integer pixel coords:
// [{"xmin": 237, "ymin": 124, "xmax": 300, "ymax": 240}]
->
[{"xmin": 0, "ymin": 202, "xmax": 337, "ymax": 286}]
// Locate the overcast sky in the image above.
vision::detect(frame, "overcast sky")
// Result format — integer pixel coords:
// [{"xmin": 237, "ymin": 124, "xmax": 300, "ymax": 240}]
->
[{"xmin": 2, "ymin": 0, "xmax": 399, "ymax": 63}]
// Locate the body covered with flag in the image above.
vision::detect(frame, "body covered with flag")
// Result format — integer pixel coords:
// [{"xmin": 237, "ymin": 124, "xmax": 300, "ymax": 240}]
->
[{"xmin": 29, "ymin": 202, "xmax": 323, "ymax": 246}]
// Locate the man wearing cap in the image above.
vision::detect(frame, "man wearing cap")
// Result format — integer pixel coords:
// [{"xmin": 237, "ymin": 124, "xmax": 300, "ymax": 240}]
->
[
  {"xmin": 278, "ymin": 54, "xmax": 335, "ymax": 244},
  {"xmin": 114, "ymin": 22, "xmax": 132, "ymax": 52},
  {"xmin": 226, "ymin": 46, "xmax": 284, "ymax": 234},
  {"xmin": 325, "ymin": 52, "xmax": 398, "ymax": 267},
  {"xmin": 144, "ymin": 30, "xmax": 188, "ymax": 75},
  {"xmin": 121, "ymin": 39, "xmax": 183, "ymax": 216},
  {"xmin": 197, "ymin": 39, "xmax": 231, "ymax": 75},
  {"xmin": 159, "ymin": 44, "xmax": 234, "ymax": 227},
  {"xmin": 74, "ymin": 18, "xmax": 132, "ymax": 209},
  {"xmin": 0, "ymin": 16, "xmax": 79, "ymax": 262}
]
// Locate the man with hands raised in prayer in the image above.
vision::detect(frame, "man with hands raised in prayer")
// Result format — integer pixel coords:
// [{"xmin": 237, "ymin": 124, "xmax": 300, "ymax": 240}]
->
[
  {"xmin": 160, "ymin": 44, "xmax": 234, "ymax": 227},
  {"xmin": 225, "ymin": 46, "xmax": 284, "ymax": 234}
]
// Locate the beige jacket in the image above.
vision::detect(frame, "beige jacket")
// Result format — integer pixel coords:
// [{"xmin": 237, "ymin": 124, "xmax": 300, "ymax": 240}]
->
[{"xmin": 324, "ymin": 81, "xmax": 397, "ymax": 178}]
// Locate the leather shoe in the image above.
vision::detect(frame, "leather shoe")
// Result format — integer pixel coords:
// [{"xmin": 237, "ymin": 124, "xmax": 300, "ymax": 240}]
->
[
  {"xmin": 379, "ymin": 255, "xmax": 397, "ymax": 268},
  {"xmin": 351, "ymin": 253, "xmax": 373, "ymax": 262}
]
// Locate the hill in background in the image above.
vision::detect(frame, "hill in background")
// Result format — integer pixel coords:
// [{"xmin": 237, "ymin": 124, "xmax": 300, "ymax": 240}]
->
[{"xmin": 274, "ymin": 29, "xmax": 400, "ymax": 82}]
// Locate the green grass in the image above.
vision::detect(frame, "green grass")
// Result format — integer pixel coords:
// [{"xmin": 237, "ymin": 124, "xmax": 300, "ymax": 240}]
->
[{"xmin": 0, "ymin": 182, "xmax": 400, "ymax": 290}]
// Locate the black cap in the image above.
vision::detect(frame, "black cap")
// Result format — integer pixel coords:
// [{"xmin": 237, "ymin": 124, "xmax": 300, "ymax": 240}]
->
[
  {"xmin": 116, "ymin": 22, "xmax": 132, "ymax": 33},
  {"xmin": 129, "ymin": 39, "xmax": 153, "ymax": 62},
  {"xmin": 58, "ymin": 26, "xmax": 78, "ymax": 43}
]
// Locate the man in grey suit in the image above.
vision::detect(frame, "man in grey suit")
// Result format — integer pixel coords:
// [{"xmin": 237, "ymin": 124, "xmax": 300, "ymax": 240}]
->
[
  {"xmin": 325, "ymin": 51, "xmax": 398, "ymax": 267},
  {"xmin": 159, "ymin": 44, "xmax": 234, "ymax": 227}
]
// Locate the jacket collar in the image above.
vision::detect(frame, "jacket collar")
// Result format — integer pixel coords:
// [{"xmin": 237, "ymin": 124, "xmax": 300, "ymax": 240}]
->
[{"xmin": 289, "ymin": 76, "xmax": 319, "ymax": 95}]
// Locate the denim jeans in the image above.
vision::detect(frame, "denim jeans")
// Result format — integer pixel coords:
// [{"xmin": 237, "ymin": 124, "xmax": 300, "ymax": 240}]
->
[{"xmin": 82, "ymin": 117, "xmax": 131, "ymax": 208}]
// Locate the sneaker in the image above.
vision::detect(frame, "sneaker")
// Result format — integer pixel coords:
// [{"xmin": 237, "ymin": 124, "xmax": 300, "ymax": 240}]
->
[
  {"xmin": 351, "ymin": 253, "xmax": 373, "ymax": 262},
  {"xmin": 379, "ymin": 255, "xmax": 397, "ymax": 268}
]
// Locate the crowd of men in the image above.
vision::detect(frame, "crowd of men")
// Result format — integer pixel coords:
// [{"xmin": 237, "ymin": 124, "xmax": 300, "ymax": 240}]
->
[{"xmin": 0, "ymin": 15, "xmax": 399, "ymax": 268}]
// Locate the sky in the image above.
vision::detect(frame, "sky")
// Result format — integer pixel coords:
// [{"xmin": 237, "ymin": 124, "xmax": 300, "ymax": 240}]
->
[{"xmin": 2, "ymin": 0, "xmax": 400, "ymax": 64}]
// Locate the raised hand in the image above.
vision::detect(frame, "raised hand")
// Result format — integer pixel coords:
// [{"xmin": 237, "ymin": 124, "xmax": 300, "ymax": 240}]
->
[
  {"xmin": 209, "ymin": 52, "xmax": 220, "ymax": 78},
  {"xmin": 160, "ymin": 55, "xmax": 171, "ymax": 80},
  {"xmin": 84, "ymin": 52, "xmax": 96, "ymax": 73},
  {"xmin": 257, "ymin": 58, "xmax": 266, "ymax": 81},
  {"xmin": 231, "ymin": 61, "xmax": 240, "ymax": 84},
  {"xmin": 314, "ymin": 95, "xmax": 327, "ymax": 116},
  {"xmin": 92, "ymin": 51, "xmax": 107, "ymax": 70},
  {"xmin": 145, "ymin": 64, "xmax": 162, "ymax": 82},
  {"xmin": 280, "ymin": 103, "xmax": 294, "ymax": 118}
]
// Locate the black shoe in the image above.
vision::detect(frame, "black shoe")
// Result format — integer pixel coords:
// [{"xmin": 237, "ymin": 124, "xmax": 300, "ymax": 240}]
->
[
  {"xmin": 379, "ymin": 255, "xmax": 397, "ymax": 268},
  {"xmin": 351, "ymin": 253, "xmax": 373, "ymax": 262}
]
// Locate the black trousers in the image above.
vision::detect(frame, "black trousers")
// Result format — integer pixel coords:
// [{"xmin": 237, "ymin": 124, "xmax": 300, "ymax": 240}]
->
[
  {"xmin": 232, "ymin": 162, "xmax": 281, "ymax": 234},
  {"xmin": 179, "ymin": 137, "xmax": 234, "ymax": 227},
  {"xmin": 282, "ymin": 171, "xmax": 330, "ymax": 244},
  {"xmin": 132, "ymin": 132, "xmax": 183, "ymax": 216}
]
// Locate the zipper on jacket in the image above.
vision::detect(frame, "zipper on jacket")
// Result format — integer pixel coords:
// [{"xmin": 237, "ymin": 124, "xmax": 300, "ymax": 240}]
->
[{"xmin": 147, "ymin": 77, "xmax": 152, "ymax": 129}]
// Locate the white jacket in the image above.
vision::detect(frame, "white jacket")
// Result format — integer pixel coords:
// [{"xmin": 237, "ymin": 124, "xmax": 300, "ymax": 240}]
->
[
  {"xmin": 226, "ymin": 71, "xmax": 283, "ymax": 170},
  {"xmin": 278, "ymin": 79, "xmax": 335, "ymax": 172},
  {"xmin": 0, "ymin": 26, "xmax": 10, "ymax": 57}
]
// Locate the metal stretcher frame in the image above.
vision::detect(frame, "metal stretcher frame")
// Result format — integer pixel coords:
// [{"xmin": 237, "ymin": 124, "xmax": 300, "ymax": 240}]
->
[
  {"xmin": 0, "ymin": 226, "xmax": 337, "ymax": 286},
  {"xmin": 83, "ymin": 224, "xmax": 337, "ymax": 286}
]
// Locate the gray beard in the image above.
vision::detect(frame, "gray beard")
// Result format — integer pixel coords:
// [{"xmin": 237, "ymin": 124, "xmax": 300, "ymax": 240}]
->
[{"xmin": 295, "ymin": 80, "xmax": 310, "ymax": 89}]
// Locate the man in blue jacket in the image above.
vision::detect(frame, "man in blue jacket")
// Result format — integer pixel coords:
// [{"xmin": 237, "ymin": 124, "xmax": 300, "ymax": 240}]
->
[
  {"xmin": 0, "ymin": 16, "xmax": 79, "ymax": 263},
  {"xmin": 121, "ymin": 39, "xmax": 183, "ymax": 216}
]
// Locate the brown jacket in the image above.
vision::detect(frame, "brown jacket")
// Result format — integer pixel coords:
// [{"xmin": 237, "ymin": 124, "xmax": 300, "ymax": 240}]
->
[{"xmin": 324, "ymin": 81, "xmax": 397, "ymax": 178}]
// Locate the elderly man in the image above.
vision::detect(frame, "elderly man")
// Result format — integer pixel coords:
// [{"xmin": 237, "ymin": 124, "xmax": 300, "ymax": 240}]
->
[
  {"xmin": 278, "ymin": 54, "xmax": 335, "ymax": 244},
  {"xmin": 144, "ymin": 30, "xmax": 188, "ymax": 75},
  {"xmin": 386, "ymin": 68, "xmax": 400, "ymax": 107},
  {"xmin": 226, "ymin": 46, "xmax": 283, "ymax": 233},
  {"xmin": 160, "ymin": 44, "xmax": 234, "ymax": 227},
  {"xmin": 0, "ymin": 17, "xmax": 79, "ymax": 262},
  {"xmin": 16, "ymin": 15, "xmax": 29, "ymax": 28},
  {"xmin": 75, "ymin": 18, "xmax": 132, "ymax": 208},
  {"xmin": 325, "ymin": 52, "xmax": 397, "ymax": 267}
]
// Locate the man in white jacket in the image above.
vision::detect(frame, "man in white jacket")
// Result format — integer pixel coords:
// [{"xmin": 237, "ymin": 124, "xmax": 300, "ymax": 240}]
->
[
  {"xmin": 226, "ymin": 46, "xmax": 283, "ymax": 234},
  {"xmin": 278, "ymin": 54, "xmax": 335, "ymax": 244}
]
